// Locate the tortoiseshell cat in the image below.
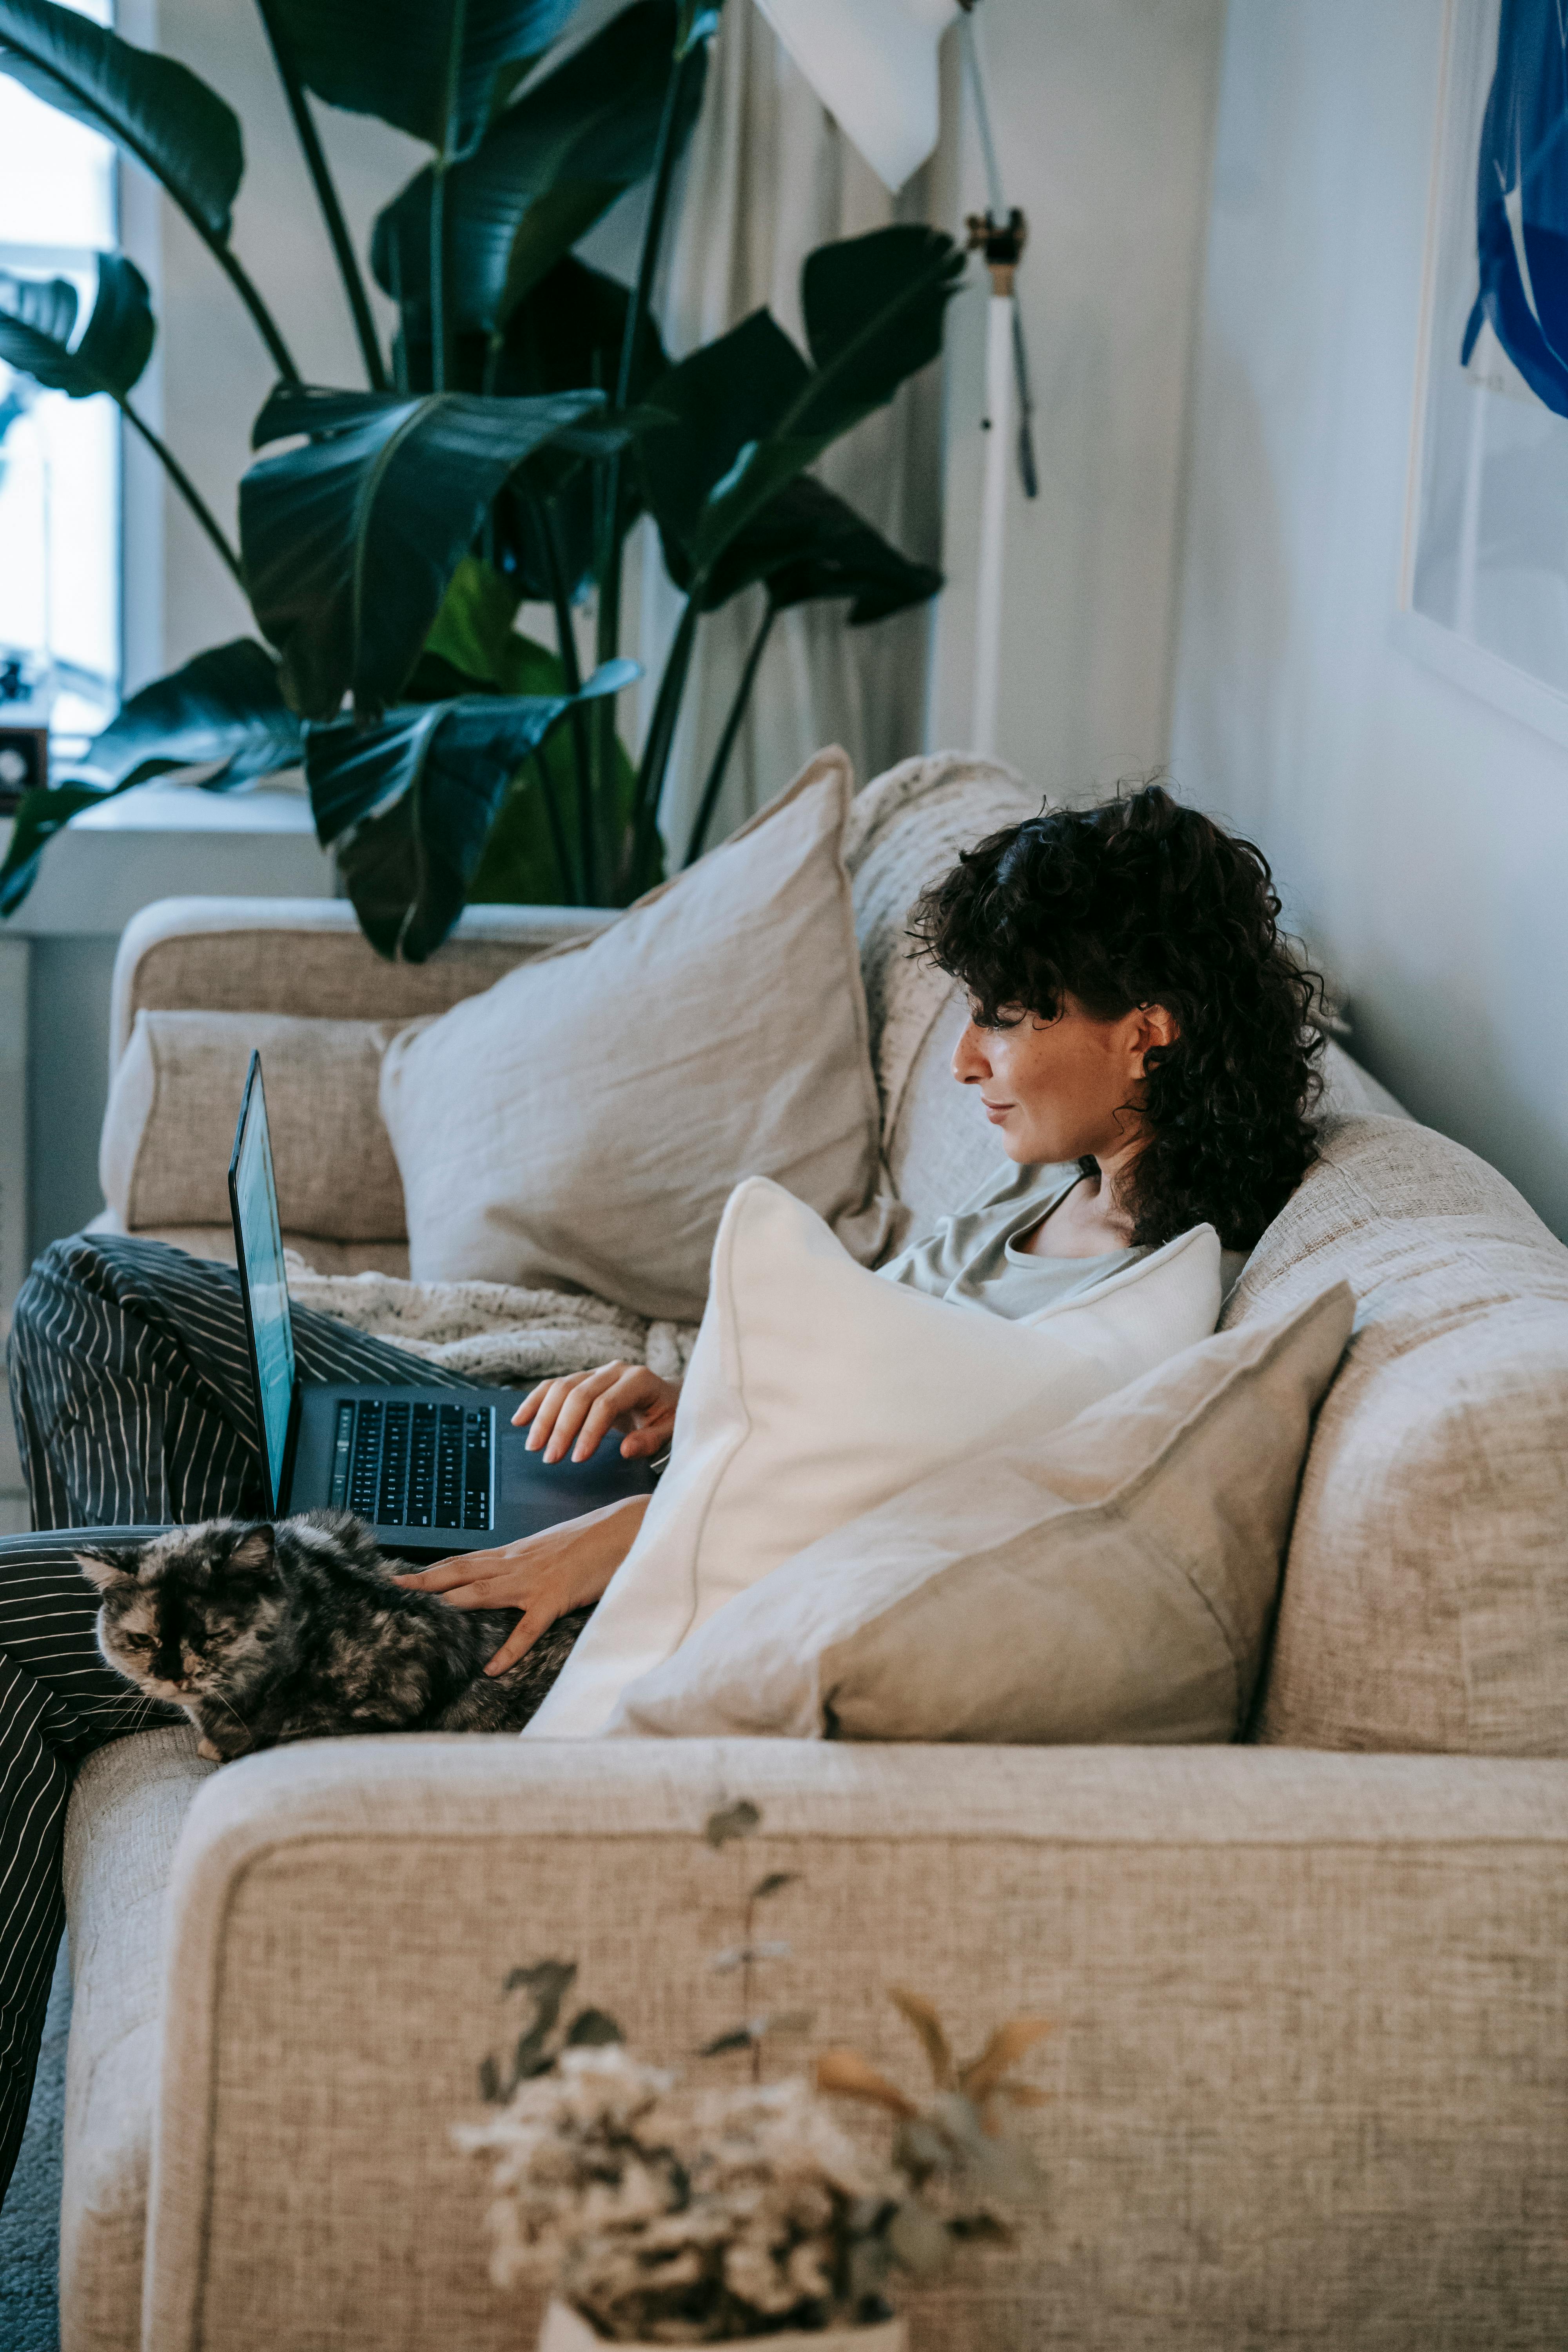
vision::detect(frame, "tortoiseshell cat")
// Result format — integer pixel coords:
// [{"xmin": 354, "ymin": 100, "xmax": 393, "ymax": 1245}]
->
[{"xmin": 78, "ymin": 1510, "xmax": 586, "ymax": 1761}]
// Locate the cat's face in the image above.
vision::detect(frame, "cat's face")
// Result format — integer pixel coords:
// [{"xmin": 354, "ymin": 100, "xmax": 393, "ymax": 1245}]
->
[{"xmin": 78, "ymin": 1521, "xmax": 287, "ymax": 1709}]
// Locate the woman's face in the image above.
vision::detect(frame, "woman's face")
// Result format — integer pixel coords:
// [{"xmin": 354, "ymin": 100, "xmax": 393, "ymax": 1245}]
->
[{"xmin": 951, "ymin": 995, "xmax": 1176, "ymax": 1168}]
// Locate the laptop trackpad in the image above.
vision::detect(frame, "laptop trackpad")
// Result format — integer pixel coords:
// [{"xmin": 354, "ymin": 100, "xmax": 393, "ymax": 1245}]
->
[{"xmin": 499, "ymin": 1422, "xmax": 657, "ymax": 1537}]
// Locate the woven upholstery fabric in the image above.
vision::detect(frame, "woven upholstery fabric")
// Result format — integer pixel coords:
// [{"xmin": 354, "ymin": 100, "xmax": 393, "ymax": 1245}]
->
[
  {"xmin": 100, "ymin": 1011, "xmax": 407, "ymax": 1241},
  {"xmin": 842, "ymin": 751, "xmax": 1038, "ymax": 1185},
  {"xmin": 132, "ymin": 1737, "xmax": 1568, "ymax": 2352},
  {"xmin": 1229, "ymin": 1115, "xmax": 1568, "ymax": 1753},
  {"xmin": 60, "ymin": 1726, "xmax": 212, "ymax": 2352},
  {"xmin": 109, "ymin": 899, "xmax": 613, "ymax": 1066}
]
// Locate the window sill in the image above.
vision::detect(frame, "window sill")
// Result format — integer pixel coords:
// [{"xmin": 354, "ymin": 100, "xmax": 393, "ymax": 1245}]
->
[{"xmin": 1, "ymin": 778, "xmax": 331, "ymax": 937}]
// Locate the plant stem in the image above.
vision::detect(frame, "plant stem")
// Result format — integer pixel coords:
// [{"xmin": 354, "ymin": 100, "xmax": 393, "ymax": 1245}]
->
[
  {"xmin": 253, "ymin": 0, "xmax": 388, "ymax": 390},
  {"xmin": 685, "ymin": 599, "xmax": 773, "ymax": 866},
  {"xmin": 210, "ymin": 237, "xmax": 301, "ymax": 383},
  {"xmin": 529, "ymin": 747, "xmax": 575, "ymax": 903},
  {"xmin": 431, "ymin": 0, "xmax": 467, "ymax": 396},
  {"xmin": 531, "ymin": 485, "xmax": 597, "ymax": 902},
  {"xmin": 430, "ymin": 166, "xmax": 448, "ymax": 393},
  {"xmin": 626, "ymin": 595, "xmax": 697, "ymax": 895},
  {"xmin": 593, "ymin": 39, "xmax": 698, "ymax": 808},
  {"xmin": 121, "ymin": 399, "xmax": 245, "ymax": 590}
]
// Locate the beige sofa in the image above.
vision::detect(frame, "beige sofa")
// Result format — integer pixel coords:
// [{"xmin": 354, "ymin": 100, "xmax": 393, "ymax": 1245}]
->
[{"xmin": 57, "ymin": 781, "xmax": 1568, "ymax": 2352}]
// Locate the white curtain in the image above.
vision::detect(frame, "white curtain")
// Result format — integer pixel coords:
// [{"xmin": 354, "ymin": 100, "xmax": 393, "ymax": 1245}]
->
[{"xmin": 635, "ymin": 2, "xmax": 949, "ymax": 862}]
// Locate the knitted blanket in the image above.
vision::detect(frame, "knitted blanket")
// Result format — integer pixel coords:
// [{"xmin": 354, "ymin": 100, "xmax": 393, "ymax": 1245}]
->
[{"xmin": 284, "ymin": 1256, "xmax": 701, "ymax": 1388}]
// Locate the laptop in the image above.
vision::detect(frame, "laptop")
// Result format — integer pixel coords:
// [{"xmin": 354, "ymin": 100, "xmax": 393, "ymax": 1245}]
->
[{"xmin": 227, "ymin": 1051, "xmax": 656, "ymax": 1553}]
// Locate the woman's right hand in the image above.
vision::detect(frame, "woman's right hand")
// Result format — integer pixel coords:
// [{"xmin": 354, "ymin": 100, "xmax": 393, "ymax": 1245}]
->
[{"xmin": 513, "ymin": 1360, "xmax": 681, "ymax": 1463}]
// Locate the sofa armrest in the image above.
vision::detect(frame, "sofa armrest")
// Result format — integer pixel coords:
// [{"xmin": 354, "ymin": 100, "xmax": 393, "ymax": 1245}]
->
[
  {"xmin": 109, "ymin": 896, "xmax": 619, "ymax": 1073},
  {"xmin": 145, "ymin": 1737, "xmax": 1568, "ymax": 2352}
]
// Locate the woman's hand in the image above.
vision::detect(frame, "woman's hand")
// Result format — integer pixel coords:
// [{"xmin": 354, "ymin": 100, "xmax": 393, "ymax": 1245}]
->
[
  {"xmin": 514, "ymin": 1360, "xmax": 680, "ymax": 1464},
  {"xmin": 389, "ymin": 1492, "xmax": 650, "ymax": 1676}
]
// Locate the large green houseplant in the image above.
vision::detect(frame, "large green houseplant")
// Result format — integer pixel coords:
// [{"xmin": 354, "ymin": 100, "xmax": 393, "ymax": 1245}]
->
[{"xmin": 0, "ymin": 0, "xmax": 957, "ymax": 957}]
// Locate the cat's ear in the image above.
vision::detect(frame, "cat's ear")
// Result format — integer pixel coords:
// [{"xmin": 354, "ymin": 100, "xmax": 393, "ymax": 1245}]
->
[
  {"xmin": 227, "ymin": 1525, "xmax": 279, "ymax": 1579},
  {"xmin": 76, "ymin": 1544, "xmax": 143, "ymax": 1592}
]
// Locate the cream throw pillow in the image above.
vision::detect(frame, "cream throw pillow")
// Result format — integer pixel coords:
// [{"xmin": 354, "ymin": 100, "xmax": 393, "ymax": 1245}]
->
[
  {"xmin": 523, "ymin": 1176, "xmax": 1224, "ymax": 1739},
  {"xmin": 380, "ymin": 749, "xmax": 890, "ymax": 1321},
  {"xmin": 605, "ymin": 1284, "xmax": 1354, "ymax": 1743},
  {"xmin": 99, "ymin": 1009, "xmax": 405, "ymax": 1240}
]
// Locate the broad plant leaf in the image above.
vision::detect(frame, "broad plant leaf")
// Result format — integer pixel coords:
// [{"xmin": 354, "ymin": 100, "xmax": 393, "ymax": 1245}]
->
[
  {"xmin": 664, "ymin": 471, "xmax": 941, "ymax": 621},
  {"xmin": 308, "ymin": 659, "xmax": 635, "ymax": 957},
  {"xmin": 239, "ymin": 385, "xmax": 609, "ymax": 721},
  {"xmin": 417, "ymin": 554, "xmax": 531, "ymax": 688},
  {"xmin": 637, "ymin": 307, "xmax": 806, "ymax": 559},
  {"xmin": 263, "ymin": 0, "xmax": 580, "ymax": 158},
  {"xmin": 640, "ymin": 226, "xmax": 962, "ymax": 587},
  {"xmin": 0, "ymin": 0, "xmax": 242, "ymax": 240},
  {"xmin": 0, "ymin": 267, "xmax": 74, "ymax": 355},
  {"xmin": 755, "ymin": 479, "xmax": 942, "ymax": 622},
  {"xmin": 488, "ymin": 257, "xmax": 667, "ymax": 599},
  {"xmin": 371, "ymin": 0, "xmax": 694, "ymax": 334},
  {"xmin": 0, "ymin": 783, "xmax": 102, "ymax": 915},
  {"xmin": 79, "ymin": 641, "xmax": 303, "ymax": 791},
  {"xmin": 0, "ymin": 253, "xmax": 154, "ymax": 399},
  {"xmin": 412, "ymin": 559, "xmax": 642, "ymax": 907}
]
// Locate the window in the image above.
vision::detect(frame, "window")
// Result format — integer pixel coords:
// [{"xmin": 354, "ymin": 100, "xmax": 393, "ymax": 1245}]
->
[{"xmin": 0, "ymin": 0, "xmax": 120, "ymax": 754}]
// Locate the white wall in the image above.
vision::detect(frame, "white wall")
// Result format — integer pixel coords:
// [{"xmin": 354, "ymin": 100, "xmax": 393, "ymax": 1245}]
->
[
  {"xmin": 1172, "ymin": 0, "xmax": 1568, "ymax": 1241},
  {"xmin": 928, "ymin": 0, "xmax": 1227, "ymax": 801}
]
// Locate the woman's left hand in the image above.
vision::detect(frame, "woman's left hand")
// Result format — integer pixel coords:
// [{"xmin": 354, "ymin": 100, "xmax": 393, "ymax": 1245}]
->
[{"xmin": 389, "ymin": 1492, "xmax": 650, "ymax": 1676}]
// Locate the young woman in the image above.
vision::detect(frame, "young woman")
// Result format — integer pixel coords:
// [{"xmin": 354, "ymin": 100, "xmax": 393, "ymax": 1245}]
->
[{"xmin": 0, "ymin": 782, "xmax": 1321, "ymax": 2197}]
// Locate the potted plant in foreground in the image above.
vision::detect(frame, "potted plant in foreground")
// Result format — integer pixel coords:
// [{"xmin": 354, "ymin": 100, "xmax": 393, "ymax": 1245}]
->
[{"xmin": 456, "ymin": 1803, "xmax": 1047, "ymax": 2347}]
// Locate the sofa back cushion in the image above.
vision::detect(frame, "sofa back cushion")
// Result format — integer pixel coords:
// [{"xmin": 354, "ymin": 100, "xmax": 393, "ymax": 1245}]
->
[
  {"xmin": 1229, "ymin": 1115, "xmax": 1568, "ymax": 1756},
  {"xmin": 844, "ymin": 752, "xmax": 1041, "ymax": 1232}
]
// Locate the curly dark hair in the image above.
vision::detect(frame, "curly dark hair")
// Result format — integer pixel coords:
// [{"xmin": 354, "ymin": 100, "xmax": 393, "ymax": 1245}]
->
[{"xmin": 908, "ymin": 784, "xmax": 1324, "ymax": 1252}]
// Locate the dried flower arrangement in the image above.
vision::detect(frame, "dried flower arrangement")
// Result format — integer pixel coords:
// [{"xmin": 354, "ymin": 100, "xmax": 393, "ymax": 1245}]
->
[{"xmin": 454, "ymin": 1801, "xmax": 1048, "ymax": 2347}]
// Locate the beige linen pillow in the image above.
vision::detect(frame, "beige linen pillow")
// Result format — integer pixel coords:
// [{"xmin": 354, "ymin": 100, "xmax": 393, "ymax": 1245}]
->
[
  {"xmin": 380, "ymin": 749, "xmax": 889, "ymax": 1320},
  {"xmin": 99, "ymin": 1009, "xmax": 405, "ymax": 1241},
  {"xmin": 606, "ymin": 1282, "xmax": 1354, "ymax": 1743},
  {"xmin": 524, "ymin": 1176, "xmax": 1224, "ymax": 1740}
]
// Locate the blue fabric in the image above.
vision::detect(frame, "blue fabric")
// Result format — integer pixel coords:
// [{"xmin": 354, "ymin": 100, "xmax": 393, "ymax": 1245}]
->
[{"xmin": 1463, "ymin": 0, "xmax": 1568, "ymax": 414}]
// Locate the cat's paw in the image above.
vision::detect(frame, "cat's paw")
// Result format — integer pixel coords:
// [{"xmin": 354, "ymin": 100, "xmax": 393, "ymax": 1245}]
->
[{"xmin": 196, "ymin": 1735, "xmax": 223, "ymax": 1762}]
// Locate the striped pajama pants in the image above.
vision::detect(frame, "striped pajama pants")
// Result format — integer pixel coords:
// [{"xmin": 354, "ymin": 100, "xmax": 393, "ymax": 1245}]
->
[{"xmin": 0, "ymin": 1230, "xmax": 477, "ymax": 2206}]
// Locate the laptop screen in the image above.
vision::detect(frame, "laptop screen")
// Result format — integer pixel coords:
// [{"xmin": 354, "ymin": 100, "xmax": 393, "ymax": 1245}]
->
[{"xmin": 230, "ymin": 1058, "xmax": 296, "ymax": 1511}]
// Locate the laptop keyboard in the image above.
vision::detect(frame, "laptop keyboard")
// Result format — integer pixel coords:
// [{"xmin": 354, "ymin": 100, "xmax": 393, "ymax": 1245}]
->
[{"xmin": 328, "ymin": 1399, "xmax": 494, "ymax": 1530}]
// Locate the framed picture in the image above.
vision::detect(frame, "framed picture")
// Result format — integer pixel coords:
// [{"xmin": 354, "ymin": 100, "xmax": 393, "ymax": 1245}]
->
[
  {"xmin": 0, "ymin": 723, "xmax": 47, "ymax": 815},
  {"xmin": 1399, "ymin": 0, "xmax": 1568, "ymax": 747}
]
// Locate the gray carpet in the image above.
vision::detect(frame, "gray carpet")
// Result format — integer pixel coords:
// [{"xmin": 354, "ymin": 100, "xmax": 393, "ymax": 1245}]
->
[{"xmin": 0, "ymin": 1935, "xmax": 67, "ymax": 2352}]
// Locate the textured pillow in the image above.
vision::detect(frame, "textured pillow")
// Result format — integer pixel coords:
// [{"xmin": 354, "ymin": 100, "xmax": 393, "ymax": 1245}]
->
[
  {"xmin": 1224, "ymin": 1114, "xmax": 1568, "ymax": 1756},
  {"xmin": 606, "ymin": 1283, "xmax": 1354, "ymax": 1742},
  {"xmin": 524, "ymin": 1176, "xmax": 1223, "ymax": 1739},
  {"xmin": 380, "ymin": 749, "xmax": 890, "ymax": 1321},
  {"xmin": 99, "ymin": 1009, "xmax": 406, "ymax": 1241}
]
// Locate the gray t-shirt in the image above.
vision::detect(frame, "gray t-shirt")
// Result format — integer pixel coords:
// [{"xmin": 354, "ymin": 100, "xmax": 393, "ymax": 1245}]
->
[
  {"xmin": 878, "ymin": 1162, "xmax": 1143, "ymax": 1321},
  {"xmin": 878, "ymin": 1161, "xmax": 1249, "ymax": 1321}
]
